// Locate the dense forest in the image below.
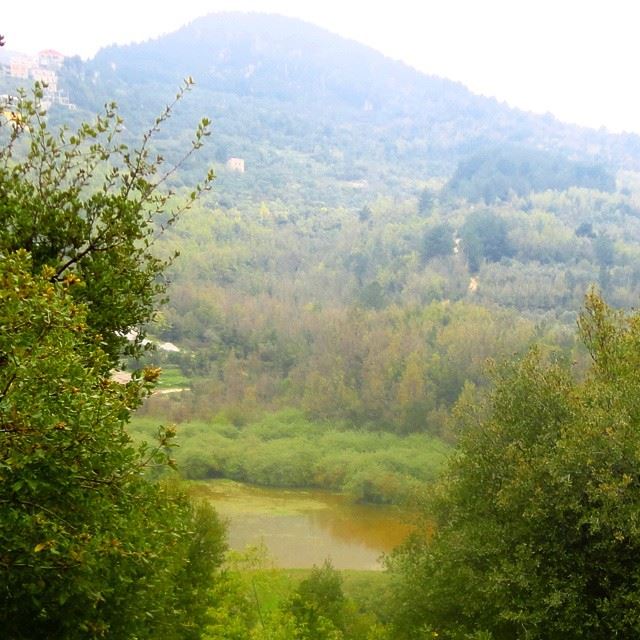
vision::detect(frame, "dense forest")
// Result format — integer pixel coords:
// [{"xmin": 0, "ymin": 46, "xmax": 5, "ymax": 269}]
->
[{"xmin": 4, "ymin": 11, "xmax": 640, "ymax": 638}]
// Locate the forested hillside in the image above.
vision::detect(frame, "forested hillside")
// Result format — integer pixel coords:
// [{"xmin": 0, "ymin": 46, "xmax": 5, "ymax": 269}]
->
[
  {"xmin": 5, "ymin": 11, "xmax": 640, "ymax": 638},
  {"xmin": 38, "ymin": 11, "xmax": 640, "ymax": 453},
  {"xmin": 54, "ymin": 13, "xmax": 640, "ymax": 207}
]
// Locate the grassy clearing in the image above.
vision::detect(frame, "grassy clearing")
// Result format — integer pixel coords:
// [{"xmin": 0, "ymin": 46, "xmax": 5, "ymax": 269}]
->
[
  {"xmin": 207, "ymin": 544, "xmax": 396, "ymax": 637},
  {"xmin": 129, "ymin": 409, "xmax": 450, "ymax": 504},
  {"xmin": 248, "ymin": 569, "xmax": 392, "ymax": 614},
  {"xmin": 223, "ymin": 543, "xmax": 393, "ymax": 619},
  {"xmin": 155, "ymin": 364, "xmax": 191, "ymax": 389}
]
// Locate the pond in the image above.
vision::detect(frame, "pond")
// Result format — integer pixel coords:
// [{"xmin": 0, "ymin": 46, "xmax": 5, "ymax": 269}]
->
[{"xmin": 190, "ymin": 480, "xmax": 415, "ymax": 570}]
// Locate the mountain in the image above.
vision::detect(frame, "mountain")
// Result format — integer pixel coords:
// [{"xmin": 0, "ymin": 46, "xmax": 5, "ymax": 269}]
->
[
  {"xmin": 55, "ymin": 12, "xmax": 640, "ymax": 208},
  {"xmin": 20, "ymin": 11, "xmax": 640, "ymax": 439}
]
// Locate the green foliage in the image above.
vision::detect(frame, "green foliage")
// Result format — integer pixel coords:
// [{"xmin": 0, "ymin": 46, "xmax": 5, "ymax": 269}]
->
[
  {"xmin": 9, "ymin": 19, "xmax": 640, "ymax": 637},
  {"xmin": 205, "ymin": 570, "xmax": 256, "ymax": 639},
  {"xmin": 446, "ymin": 145, "xmax": 616, "ymax": 203},
  {"xmin": 205, "ymin": 559, "xmax": 392, "ymax": 640},
  {"xmin": 389, "ymin": 292, "xmax": 640, "ymax": 639},
  {"xmin": 575, "ymin": 221, "xmax": 596, "ymax": 238},
  {"xmin": 173, "ymin": 500, "xmax": 228, "ymax": 640},
  {"xmin": 155, "ymin": 364, "xmax": 192, "ymax": 389},
  {"xmin": 0, "ymin": 92, "xmax": 224, "ymax": 638},
  {"xmin": 418, "ymin": 188, "xmax": 435, "ymax": 216},
  {"xmin": 0, "ymin": 252, "xmax": 226, "ymax": 638},
  {"xmin": 252, "ymin": 565, "xmax": 392, "ymax": 639},
  {"xmin": 130, "ymin": 410, "xmax": 450, "ymax": 504},
  {"xmin": 135, "ymin": 181, "xmax": 640, "ymax": 438},
  {"xmin": 459, "ymin": 209, "xmax": 513, "ymax": 272},
  {"xmin": 593, "ymin": 231, "xmax": 615, "ymax": 267},
  {"xmin": 287, "ymin": 561, "xmax": 346, "ymax": 638},
  {"xmin": 147, "ymin": 295, "xmax": 546, "ymax": 435},
  {"xmin": 38, "ymin": 16, "xmax": 640, "ymax": 444},
  {"xmin": 0, "ymin": 82, "xmax": 213, "ymax": 365},
  {"xmin": 420, "ymin": 222, "xmax": 454, "ymax": 263},
  {"xmin": 357, "ymin": 280, "xmax": 387, "ymax": 310},
  {"xmin": 60, "ymin": 11, "xmax": 640, "ymax": 213}
]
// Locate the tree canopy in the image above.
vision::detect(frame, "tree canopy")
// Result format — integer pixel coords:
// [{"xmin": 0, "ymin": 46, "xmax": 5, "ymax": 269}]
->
[
  {"xmin": 460, "ymin": 209, "xmax": 512, "ymax": 272},
  {"xmin": 0, "ymin": 87, "xmax": 224, "ymax": 639},
  {"xmin": 0, "ymin": 82, "xmax": 213, "ymax": 365},
  {"xmin": 389, "ymin": 291, "xmax": 640, "ymax": 639},
  {"xmin": 445, "ymin": 145, "xmax": 616, "ymax": 203}
]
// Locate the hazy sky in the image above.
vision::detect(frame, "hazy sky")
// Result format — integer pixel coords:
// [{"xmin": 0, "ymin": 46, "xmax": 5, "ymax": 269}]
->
[{"xmin": 3, "ymin": 1, "xmax": 639, "ymax": 133}]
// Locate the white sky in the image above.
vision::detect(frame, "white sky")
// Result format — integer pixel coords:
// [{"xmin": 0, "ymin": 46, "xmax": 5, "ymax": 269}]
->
[{"xmin": 3, "ymin": 1, "xmax": 639, "ymax": 133}]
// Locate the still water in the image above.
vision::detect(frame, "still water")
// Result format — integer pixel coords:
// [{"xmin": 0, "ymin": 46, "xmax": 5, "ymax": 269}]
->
[{"xmin": 191, "ymin": 480, "xmax": 414, "ymax": 570}]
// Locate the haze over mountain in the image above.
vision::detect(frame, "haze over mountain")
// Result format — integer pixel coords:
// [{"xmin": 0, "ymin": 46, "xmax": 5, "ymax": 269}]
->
[
  {"xmin": 9, "ymin": 10, "xmax": 638, "ymax": 326},
  {"xmin": 53, "ymin": 12, "xmax": 640, "ymax": 209},
  {"xmin": 7, "ymin": 9, "xmax": 640, "ymax": 639}
]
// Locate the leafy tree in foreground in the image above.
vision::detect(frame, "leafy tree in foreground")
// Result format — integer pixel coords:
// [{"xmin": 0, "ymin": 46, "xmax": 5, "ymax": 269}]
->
[
  {"xmin": 0, "ymin": 89, "xmax": 224, "ymax": 638},
  {"xmin": 0, "ymin": 82, "xmax": 214, "ymax": 365},
  {"xmin": 389, "ymin": 291, "xmax": 640, "ymax": 639}
]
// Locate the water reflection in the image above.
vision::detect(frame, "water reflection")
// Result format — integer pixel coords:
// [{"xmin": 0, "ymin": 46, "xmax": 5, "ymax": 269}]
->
[{"xmin": 191, "ymin": 480, "xmax": 414, "ymax": 569}]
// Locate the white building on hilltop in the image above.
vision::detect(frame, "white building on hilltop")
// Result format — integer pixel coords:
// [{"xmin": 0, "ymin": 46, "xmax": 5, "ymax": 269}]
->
[{"xmin": 226, "ymin": 157, "xmax": 245, "ymax": 173}]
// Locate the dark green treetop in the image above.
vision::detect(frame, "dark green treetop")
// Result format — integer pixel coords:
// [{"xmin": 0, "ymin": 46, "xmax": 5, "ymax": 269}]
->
[
  {"xmin": 389, "ymin": 291, "xmax": 640, "ymax": 639},
  {"xmin": 0, "ymin": 88, "xmax": 224, "ymax": 639}
]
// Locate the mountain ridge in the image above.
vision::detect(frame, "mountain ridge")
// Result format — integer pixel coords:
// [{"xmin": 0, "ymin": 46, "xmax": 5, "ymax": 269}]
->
[
  {"xmin": 81, "ymin": 12, "xmax": 640, "ymax": 164},
  {"xmin": 47, "ymin": 11, "xmax": 640, "ymax": 210}
]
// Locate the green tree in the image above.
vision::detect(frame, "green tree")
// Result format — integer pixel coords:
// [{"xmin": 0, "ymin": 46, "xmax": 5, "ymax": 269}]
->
[
  {"xmin": 575, "ymin": 221, "xmax": 596, "ymax": 238},
  {"xmin": 460, "ymin": 210, "xmax": 512, "ymax": 272},
  {"xmin": 287, "ymin": 561, "xmax": 346, "ymax": 639},
  {"xmin": 0, "ymin": 89, "xmax": 224, "ymax": 639},
  {"xmin": 358, "ymin": 280, "xmax": 386, "ymax": 310},
  {"xmin": 445, "ymin": 146, "xmax": 615, "ymax": 203},
  {"xmin": 389, "ymin": 291, "xmax": 640, "ymax": 639},
  {"xmin": 593, "ymin": 232, "xmax": 615, "ymax": 267},
  {"xmin": 0, "ymin": 82, "xmax": 214, "ymax": 365},
  {"xmin": 418, "ymin": 188, "xmax": 435, "ymax": 216},
  {"xmin": 420, "ymin": 222, "xmax": 454, "ymax": 263}
]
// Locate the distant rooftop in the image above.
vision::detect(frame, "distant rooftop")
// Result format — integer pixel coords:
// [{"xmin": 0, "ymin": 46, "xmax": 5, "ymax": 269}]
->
[{"xmin": 38, "ymin": 49, "xmax": 65, "ymax": 58}]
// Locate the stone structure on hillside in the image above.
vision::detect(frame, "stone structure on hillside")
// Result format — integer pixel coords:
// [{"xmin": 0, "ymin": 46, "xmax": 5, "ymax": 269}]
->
[
  {"xmin": 226, "ymin": 157, "xmax": 245, "ymax": 173},
  {"xmin": 1, "ymin": 49, "xmax": 75, "ymax": 110}
]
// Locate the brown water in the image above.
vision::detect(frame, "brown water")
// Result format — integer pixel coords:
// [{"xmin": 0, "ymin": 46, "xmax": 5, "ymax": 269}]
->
[{"xmin": 191, "ymin": 480, "xmax": 414, "ymax": 570}]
